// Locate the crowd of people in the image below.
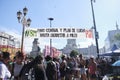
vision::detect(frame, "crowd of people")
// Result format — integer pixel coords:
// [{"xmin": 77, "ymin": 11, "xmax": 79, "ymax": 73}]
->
[{"xmin": 0, "ymin": 51, "xmax": 116, "ymax": 80}]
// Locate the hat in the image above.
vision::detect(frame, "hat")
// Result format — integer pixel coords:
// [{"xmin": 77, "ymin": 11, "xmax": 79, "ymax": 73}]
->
[
  {"xmin": 2, "ymin": 52, "xmax": 10, "ymax": 59},
  {"xmin": 90, "ymin": 55, "xmax": 94, "ymax": 59}
]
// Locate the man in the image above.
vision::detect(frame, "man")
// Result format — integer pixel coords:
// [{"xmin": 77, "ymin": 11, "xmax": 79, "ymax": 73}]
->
[
  {"xmin": 19, "ymin": 55, "xmax": 46, "ymax": 80},
  {"xmin": 59, "ymin": 55, "xmax": 67, "ymax": 80},
  {"xmin": 0, "ymin": 52, "xmax": 11, "ymax": 80},
  {"xmin": 10, "ymin": 51, "xmax": 24, "ymax": 80},
  {"xmin": 33, "ymin": 55, "xmax": 46, "ymax": 80},
  {"xmin": 45, "ymin": 55, "xmax": 56, "ymax": 80},
  {"xmin": 88, "ymin": 56, "xmax": 97, "ymax": 80}
]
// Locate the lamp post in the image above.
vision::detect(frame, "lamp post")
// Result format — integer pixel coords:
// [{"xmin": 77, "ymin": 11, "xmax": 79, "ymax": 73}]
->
[
  {"xmin": 17, "ymin": 7, "xmax": 31, "ymax": 53},
  {"xmin": 48, "ymin": 18, "xmax": 54, "ymax": 56},
  {"xmin": 90, "ymin": 0, "xmax": 99, "ymax": 58}
]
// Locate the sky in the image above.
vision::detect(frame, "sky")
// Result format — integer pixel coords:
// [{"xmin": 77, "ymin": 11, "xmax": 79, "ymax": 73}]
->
[{"xmin": 0, "ymin": 0, "xmax": 120, "ymax": 52}]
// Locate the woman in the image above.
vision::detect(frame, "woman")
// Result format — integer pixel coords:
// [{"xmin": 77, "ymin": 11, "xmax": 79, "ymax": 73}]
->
[{"xmin": 0, "ymin": 52, "xmax": 11, "ymax": 80}]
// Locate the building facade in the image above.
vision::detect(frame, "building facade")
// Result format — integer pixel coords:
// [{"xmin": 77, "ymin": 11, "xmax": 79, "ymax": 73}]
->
[
  {"xmin": 105, "ymin": 29, "xmax": 120, "ymax": 51},
  {"xmin": 0, "ymin": 31, "xmax": 20, "ymax": 54},
  {"xmin": 62, "ymin": 39, "xmax": 78, "ymax": 55},
  {"xmin": 61, "ymin": 39, "xmax": 97, "ymax": 57}
]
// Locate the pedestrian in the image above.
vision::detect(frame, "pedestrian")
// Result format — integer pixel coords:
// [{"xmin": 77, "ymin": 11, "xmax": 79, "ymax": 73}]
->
[
  {"xmin": 0, "ymin": 52, "xmax": 11, "ymax": 80},
  {"xmin": 19, "ymin": 58, "xmax": 35, "ymax": 80},
  {"xmin": 53, "ymin": 57, "xmax": 60, "ymax": 80},
  {"xmin": 34, "ymin": 55, "xmax": 46, "ymax": 80},
  {"xmin": 59, "ymin": 55, "xmax": 67, "ymax": 80},
  {"xmin": 10, "ymin": 51, "xmax": 24, "ymax": 80},
  {"xmin": 45, "ymin": 55, "xmax": 56, "ymax": 80},
  {"xmin": 77, "ymin": 54, "xmax": 87, "ymax": 80},
  {"xmin": 88, "ymin": 56, "xmax": 97, "ymax": 80},
  {"xmin": 19, "ymin": 55, "xmax": 46, "ymax": 80}
]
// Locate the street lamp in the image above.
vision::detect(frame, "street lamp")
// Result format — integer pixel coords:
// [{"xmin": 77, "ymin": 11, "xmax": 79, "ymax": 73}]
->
[
  {"xmin": 17, "ymin": 7, "xmax": 31, "ymax": 53},
  {"xmin": 48, "ymin": 18, "xmax": 54, "ymax": 56},
  {"xmin": 90, "ymin": 0, "xmax": 99, "ymax": 58}
]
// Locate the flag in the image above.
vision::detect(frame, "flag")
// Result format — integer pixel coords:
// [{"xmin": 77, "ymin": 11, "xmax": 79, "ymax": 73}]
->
[
  {"xmin": 44, "ymin": 45, "xmax": 61, "ymax": 57},
  {"xmin": 52, "ymin": 47, "xmax": 61, "ymax": 58},
  {"xmin": 44, "ymin": 45, "xmax": 50, "ymax": 57},
  {"xmin": 85, "ymin": 30, "xmax": 93, "ymax": 38}
]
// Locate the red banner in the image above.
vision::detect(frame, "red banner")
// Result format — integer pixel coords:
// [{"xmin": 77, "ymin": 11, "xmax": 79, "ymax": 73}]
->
[{"xmin": 85, "ymin": 30, "xmax": 93, "ymax": 38}]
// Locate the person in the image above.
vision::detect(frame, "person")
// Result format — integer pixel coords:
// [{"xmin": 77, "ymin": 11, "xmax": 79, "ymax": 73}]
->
[
  {"xmin": 0, "ymin": 52, "xmax": 11, "ymax": 80},
  {"xmin": 10, "ymin": 51, "xmax": 24, "ymax": 80},
  {"xmin": 66, "ymin": 57, "xmax": 78, "ymax": 80},
  {"xmin": 59, "ymin": 55, "xmax": 67, "ymax": 80},
  {"xmin": 78, "ymin": 54, "xmax": 87, "ymax": 80},
  {"xmin": 19, "ymin": 58, "xmax": 35, "ymax": 80},
  {"xmin": 53, "ymin": 57, "xmax": 60, "ymax": 80},
  {"xmin": 45, "ymin": 55, "xmax": 56, "ymax": 80},
  {"xmin": 33, "ymin": 55, "xmax": 46, "ymax": 80},
  {"xmin": 88, "ymin": 56, "xmax": 97, "ymax": 80},
  {"xmin": 19, "ymin": 55, "xmax": 46, "ymax": 80}
]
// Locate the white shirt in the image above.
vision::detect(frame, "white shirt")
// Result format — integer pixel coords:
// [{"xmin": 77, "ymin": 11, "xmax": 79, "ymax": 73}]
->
[
  {"xmin": 14, "ymin": 62, "xmax": 24, "ymax": 77},
  {"xmin": 0, "ymin": 61, "xmax": 11, "ymax": 80}
]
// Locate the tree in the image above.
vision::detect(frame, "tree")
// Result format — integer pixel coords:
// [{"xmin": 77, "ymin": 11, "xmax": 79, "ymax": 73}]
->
[
  {"xmin": 114, "ymin": 33, "xmax": 120, "ymax": 41},
  {"xmin": 70, "ymin": 50, "xmax": 78, "ymax": 57}
]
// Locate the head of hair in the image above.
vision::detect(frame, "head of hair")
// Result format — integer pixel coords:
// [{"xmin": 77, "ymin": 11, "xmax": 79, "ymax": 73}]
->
[
  {"xmin": 16, "ymin": 51, "xmax": 24, "ymax": 58},
  {"xmin": 45, "ymin": 55, "xmax": 52, "ymax": 61},
  {"xmin": 34, "ymin": 55, "xmax": 43, "ymax": 64},
  {"xmin": 79, "ymin": 54, "xmax": 82, "ymax": 57},
  {"xmin": 53, "ymin": 57, "xmax": 59, "ymax": 61},
  {"xmin": 61, "ymin": 55, "xmax": 66, "ymax": 60},
  {"xmin": 2, "ymin": 52, "xmax": 10, "ymax": 59}
]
